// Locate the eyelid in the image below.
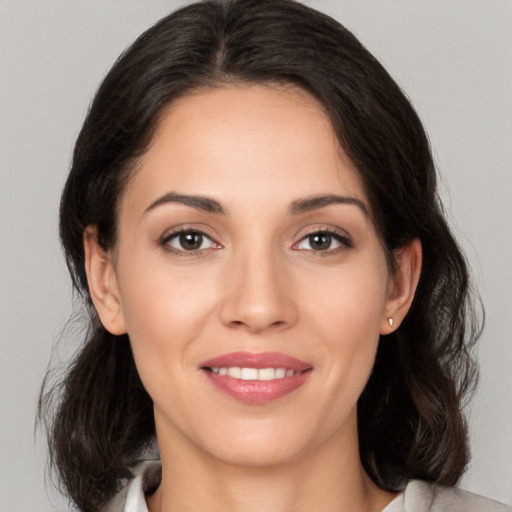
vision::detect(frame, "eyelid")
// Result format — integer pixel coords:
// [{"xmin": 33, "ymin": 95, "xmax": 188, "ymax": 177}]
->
[
  {"xmin": 292, "ymin": 226, "xmax": 353, "ymax": 252},
  {"xmin": 160, "ymin": 226, "xmax": 222, "ymax": 255},
  {"xmin": 157, "ymin": 224, "xmax": 352, "ymax": 256}
]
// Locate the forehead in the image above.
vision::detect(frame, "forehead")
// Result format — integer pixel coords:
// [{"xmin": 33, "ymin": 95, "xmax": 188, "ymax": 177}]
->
[{"xmin": 121, "ymin": 84, "xmax": 369, "ymax": 215}]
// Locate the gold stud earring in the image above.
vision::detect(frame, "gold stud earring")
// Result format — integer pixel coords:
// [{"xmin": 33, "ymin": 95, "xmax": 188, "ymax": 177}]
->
[{"xmin": 388, "ymin": 318, "xmax": 394, "ymax": 327}]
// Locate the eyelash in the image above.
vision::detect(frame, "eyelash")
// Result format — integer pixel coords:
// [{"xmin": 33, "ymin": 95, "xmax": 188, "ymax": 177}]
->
[
  {"xmin": 293, "ymin": 229, "xmax": 353, "ymax": 255},
  {"xmin": 160, "ymin": 227, "xmax": 220, "ymax": 257},
  {"xmin": 159, "ymin": 227, "xmax": 353, "ymax": 256}
]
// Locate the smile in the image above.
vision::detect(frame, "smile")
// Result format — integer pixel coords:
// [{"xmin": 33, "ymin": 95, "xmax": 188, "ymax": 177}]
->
[
  {"xmin": 200, "ymin": 352, "xmax": 312, "ymax": 403},
  {"xmin": 207, "ymin": 367, "xmax": 300, "ymax": 380}
]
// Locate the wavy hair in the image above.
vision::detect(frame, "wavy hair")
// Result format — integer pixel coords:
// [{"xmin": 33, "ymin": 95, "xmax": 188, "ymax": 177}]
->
[{"xmin": 38, "ymin": 0, "xmax": 481, "ymax": 510}]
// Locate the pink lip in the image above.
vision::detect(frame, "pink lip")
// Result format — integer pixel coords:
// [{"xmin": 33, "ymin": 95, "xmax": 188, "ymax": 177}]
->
[
  {"xmin": 200, "ymin": 351, "xmax": 312, "ymax": 371},
  {"xmin": 199, "ymin": 352, "xmax": 312, "ymax": 404}
]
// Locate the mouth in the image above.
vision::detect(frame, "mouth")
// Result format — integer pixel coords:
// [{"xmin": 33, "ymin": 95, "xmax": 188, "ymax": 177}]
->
[
  {"xmin": 199, "ymin": 352, "xmax": 312, "ymax": 404},
  {"xmin": 204, "ymin": 366, "xmax": 303, "ymax": 380}
]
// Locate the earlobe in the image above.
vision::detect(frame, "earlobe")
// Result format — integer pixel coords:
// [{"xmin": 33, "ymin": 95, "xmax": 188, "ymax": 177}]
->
[
  {"xmin": 83, "ymin": 226, "xmax": 127, "ymax": 335},
  {"xmin": 381, "ymin": 238, "xmax": 422, "ymax": 334}
]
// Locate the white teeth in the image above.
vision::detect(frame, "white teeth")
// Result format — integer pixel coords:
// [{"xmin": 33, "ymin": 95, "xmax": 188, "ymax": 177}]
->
[
  {"xmin": 227, "ymin": 367, "xmax": 241, "ymax": 378},
  {"xmin": 258, "ymin": 368, "xmax": 276, "ymax": 381},
  {"xmin": 209, "ymin": 366, "xmax": 297, "ymax": 380},
  {"xmin": 275, "ymin": 368, "xmax": 286, "ymax": 379},
  {"xmin": 240, "ymin": 368, "xmax": 258, "ymax": 380}
]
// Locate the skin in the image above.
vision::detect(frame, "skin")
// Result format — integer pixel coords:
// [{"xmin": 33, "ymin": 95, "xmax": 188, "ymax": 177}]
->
[{"xmin": 84, "ymin": 84, "xmax": 422, "ymax": 512}]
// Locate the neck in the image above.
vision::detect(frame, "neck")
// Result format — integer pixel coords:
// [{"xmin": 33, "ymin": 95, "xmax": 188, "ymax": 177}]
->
[{"xmin": 147, "ymin": 416, "xmax": 397, "ymax": 512}]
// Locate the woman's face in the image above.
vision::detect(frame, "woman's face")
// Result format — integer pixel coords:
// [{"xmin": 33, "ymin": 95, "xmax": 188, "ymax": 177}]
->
[{"xmin": 90, "ymin": 84, "xmax": 414, "ymax": 468}]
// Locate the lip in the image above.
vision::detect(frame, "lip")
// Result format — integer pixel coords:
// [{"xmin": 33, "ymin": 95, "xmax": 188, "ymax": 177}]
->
[
  {"xmin": 200, "ymin": 351, "xmax": 312, "ymax": 371},
  {"xmin": 199, "ymin": 351, "xmax": 312, "ymax": 404}
]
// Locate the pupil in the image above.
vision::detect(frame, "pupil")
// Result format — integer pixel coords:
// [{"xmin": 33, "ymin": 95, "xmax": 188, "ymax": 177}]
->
[
  {"xmin": 180, "ymin": 232, "xmax": 202, "ymax": 250},
  {"xmin": 310, "ymin": 233, "xmax": 331, "ymax": 250}
]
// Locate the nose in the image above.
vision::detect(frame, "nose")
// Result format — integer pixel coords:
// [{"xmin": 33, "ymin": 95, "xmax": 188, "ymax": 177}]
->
[{"xmin": 219, "ymin": 247, "xmax": 298, "ymax": 334}]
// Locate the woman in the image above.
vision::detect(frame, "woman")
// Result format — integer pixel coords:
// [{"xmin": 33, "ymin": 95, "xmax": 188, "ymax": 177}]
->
[{"xmin": 38, "ymin": 0, "xmax": 510, "ymax": 511}]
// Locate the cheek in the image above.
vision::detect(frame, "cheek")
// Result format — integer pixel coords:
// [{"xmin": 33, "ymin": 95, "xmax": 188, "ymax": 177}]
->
[
  {"xmin": 299, "ymin": 256, "xmax": 389, "ymax": 387},
  {"xmin": 118, "ymin": 251, "xmax": 215, "ymax": 329},
  {"xmin": 299, "ymin": 256, "xmax": 389, "ymax": 334},
  {"xmin": 114, "ymin": 251, "xmax": 221, "ymax": 382}
]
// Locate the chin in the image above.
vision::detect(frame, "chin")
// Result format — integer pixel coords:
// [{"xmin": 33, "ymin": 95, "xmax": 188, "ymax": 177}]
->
[
  {"xmin": 207, "ymin": 437, "xmax": 306, "ymax": 469},
  {"xmin": 192, "ymin": 414, "xmax": 327, "ymax": 469}
]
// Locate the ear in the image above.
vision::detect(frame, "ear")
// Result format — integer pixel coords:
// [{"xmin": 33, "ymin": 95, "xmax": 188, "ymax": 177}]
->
[
  {"xmin": 380, "ymin": 238, "xmax": 422, "ymax": 335},
  {"xmin": 83, "ymin": 226, "xmax": 127, "ymax": 335}
]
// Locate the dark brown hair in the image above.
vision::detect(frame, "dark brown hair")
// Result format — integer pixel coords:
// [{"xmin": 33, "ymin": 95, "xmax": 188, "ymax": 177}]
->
[{"xmin": 38, "ymin": 1, "xmax": 481, "ymax": 510}]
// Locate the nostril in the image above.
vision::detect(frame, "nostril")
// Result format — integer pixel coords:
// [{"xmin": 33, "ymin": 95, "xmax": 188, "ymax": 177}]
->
[{"xmin": 228, "ymin": 319, "xmax": 286, "ymax": 330}]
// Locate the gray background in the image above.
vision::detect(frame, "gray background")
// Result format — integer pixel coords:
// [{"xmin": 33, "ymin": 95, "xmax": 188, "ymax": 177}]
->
[{"xmin": 0, "ymin": 1, "xmax": 510, "ymax": 510}]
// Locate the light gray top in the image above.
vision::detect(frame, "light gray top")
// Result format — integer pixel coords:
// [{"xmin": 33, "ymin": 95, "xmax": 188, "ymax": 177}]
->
[
  {"xmin": 105, "ymin": 461, "xmax": 511, "ymax": 512},
  {"xmin": 382, "ymin": 479, "xmax": 511, "ymax": 512}
]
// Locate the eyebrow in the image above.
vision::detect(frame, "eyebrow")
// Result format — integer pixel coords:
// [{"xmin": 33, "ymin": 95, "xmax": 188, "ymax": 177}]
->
[
  {"xmin": 144, "ymin": 192, "xmax": 367, "ymax": 217},
  {"xmin": 144, "ymin": 192, "xmax": 227, "ymax": 215},
  {"xmin": 288, "ymin": 194, "xmax": 368, "ymax": 216}
]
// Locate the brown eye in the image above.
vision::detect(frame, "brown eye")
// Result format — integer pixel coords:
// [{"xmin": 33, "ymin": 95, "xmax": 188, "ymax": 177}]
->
[
  {"xmin": 164, "ymin": 230, "xmax": 216, "ymax": 252},
  {"xmin": 308, "ymin": 233, "xmax": 332, "ymax": 251},
  {"xmin": 179, "ymin": 232, "xmax": 203, "ymax": 250},
  {"xmin": 294, "ymin": 230, "xmax": 352, "ymax": 252}
]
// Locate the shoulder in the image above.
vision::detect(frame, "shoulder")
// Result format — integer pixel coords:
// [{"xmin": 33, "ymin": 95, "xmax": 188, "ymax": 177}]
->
[
  {"xmin": 386, "ymin": 480, "xmax": 512, "ymax": 512},
  {"xmin": 101, "ymin": 460, "xmax": 161, "ymax": 512}
]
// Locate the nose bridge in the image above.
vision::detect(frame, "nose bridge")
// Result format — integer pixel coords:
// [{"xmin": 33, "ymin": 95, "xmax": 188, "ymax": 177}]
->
[{"xmin": 220, "ymin": 239, "xmax": 296, "ymax": 332}]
